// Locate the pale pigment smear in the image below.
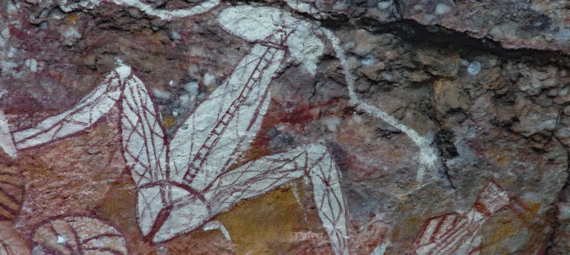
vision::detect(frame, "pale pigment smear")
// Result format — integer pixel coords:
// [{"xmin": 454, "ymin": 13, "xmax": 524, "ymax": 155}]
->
[
  {"xmin": 57, "ymin": 0, "xmax": 220, "ymax": 19},
  {"xmin": 322, "ymin": 28, "xmax": 440, "ymax": 183}
]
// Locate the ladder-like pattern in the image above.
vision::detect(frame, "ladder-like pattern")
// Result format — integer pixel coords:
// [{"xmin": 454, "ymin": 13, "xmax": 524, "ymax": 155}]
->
[{"xmin": 182, "ymin": 46, "xmax": 279, "ymax": 184}]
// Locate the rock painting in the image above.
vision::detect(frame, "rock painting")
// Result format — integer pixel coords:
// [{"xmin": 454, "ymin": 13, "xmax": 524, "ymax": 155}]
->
[
  {"xmin": 409, "ymin": 181, "xmax": 514, "ymax": 255},
  {"xmin": 0, "ymin": 0, "xmax": 488, "ymax": 254},
  {"xmin": 116, "ymin": 23, "xmax": 349, "ymax": 253},
  {"xmin": 31, "ymin": 215, "xmax": 127, "ymax": 255},
  {"xmin": 0, "ymin": 2, "xmax": 353, "ymax": 254}
]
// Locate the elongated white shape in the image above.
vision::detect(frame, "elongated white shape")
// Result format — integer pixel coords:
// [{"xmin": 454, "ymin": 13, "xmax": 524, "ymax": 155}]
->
[
  {"xmin": 58, "ymin": 0, "xmax": 220, "ymax": 20},
  {"xmin": 218, "ymin": 6, "xmax": 324, "ymax": 75},
  {"xmin": 0, "ymin": 110, "xmax": 16, "ymax": 158},
  {"xmin": 118, "ymin": 66, "xmax": 176, "ymax": 238},
  {"xmin": 169, "ymin": 44, "xmax": 284, "ymax": 190},
  {"xmin": 12, "ymin": 66, "xmax": 123, "ymax": 150},
  {"xmin": 113, "ymin": 0, "xmax": 220, "ymax": 20},
  {"xmin": 120, "ymin": 70, "xmax": 168, "ymax": 187},
  {"xmin": 322, "ymin": 28, "xmax": 440, "ymax": 183},
  {"xmin": 305, "ymin": 144, "xmax": 349, "ymax": 255}
]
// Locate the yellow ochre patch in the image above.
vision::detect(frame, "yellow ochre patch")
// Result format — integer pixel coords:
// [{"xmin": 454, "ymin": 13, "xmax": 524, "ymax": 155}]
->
[{"xmin": 218, "ymin": 185, "xmax": 304, "ymax": 255}]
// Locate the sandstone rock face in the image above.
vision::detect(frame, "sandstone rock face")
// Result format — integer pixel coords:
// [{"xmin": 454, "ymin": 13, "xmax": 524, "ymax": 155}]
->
[{"xmin": 0, "ymin": 0, "xmax": 569, "ymax": 254}]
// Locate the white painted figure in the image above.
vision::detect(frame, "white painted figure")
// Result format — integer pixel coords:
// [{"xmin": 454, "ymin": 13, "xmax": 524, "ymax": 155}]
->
[
  {"xmin": 0, "ymin": 67, "xmax": 123, "ymax": 156},
  {"xmin": 116, "ymin": 7, "xmax": 349, "ymax": 253},
  {"xmin": 0, "ymin": 0, "xmax": 448, "ymax": 254}
]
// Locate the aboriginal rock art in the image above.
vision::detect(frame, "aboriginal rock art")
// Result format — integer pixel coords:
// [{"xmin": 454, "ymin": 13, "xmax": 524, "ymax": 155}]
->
[
  {"xmin": 0, "ymin": 165, "xmax": 24, "ymax": 222},
  {"xmin": 0, "ymin": 70, "xmax": 122, "ymax": 157},
  {"xmin": 31, "ymin": 215, "xmax": 127, "ymax": 255},
  {"xmin": 51, "ymin": 0, "xmax": 443, "ymax": 187},
  {"xmin": 409, "ymin": 181, "xmax": 514, "ymax": 255},
  {"xmin": 0, "ymin": 68, "xmax": 123, "ymax": 233},
  {"xmin": 117, "ymin": 7, "xmax": 350, "ymax": 254},
  {"xmin": 0, "ymin": 5, "xmax": 349, "ymax": 254},
  {"xmin": 0, "ymin": 0, "xmax": 451, "ymax": 254}
]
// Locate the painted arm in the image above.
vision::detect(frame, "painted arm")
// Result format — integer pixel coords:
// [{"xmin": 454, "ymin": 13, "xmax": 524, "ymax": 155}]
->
[
  {"xmin": 11, "ymin": 66, "xmax": 124, "ymax": 151},
  {"xmin": 0, "ymin": 63, "xmax": 128, "ymax": 158}
]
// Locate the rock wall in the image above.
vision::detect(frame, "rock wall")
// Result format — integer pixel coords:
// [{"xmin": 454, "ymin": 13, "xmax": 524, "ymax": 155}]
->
[{"xmin": 0, "ymin": 0, "xmax": 569, "ymax": 254}]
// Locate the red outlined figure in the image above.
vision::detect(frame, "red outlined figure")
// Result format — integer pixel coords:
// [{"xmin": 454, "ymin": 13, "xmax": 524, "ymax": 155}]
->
[
  {"xmin": 117, "ymin": 7, "xmax": 348, "ymax": 254},
  {"xmin": 409, "ymin": 181, "xmax": 512, "ymax": 255},
  {"xmin": 0, "ymin": 0, "xmax": 450, "ymax": 254}
]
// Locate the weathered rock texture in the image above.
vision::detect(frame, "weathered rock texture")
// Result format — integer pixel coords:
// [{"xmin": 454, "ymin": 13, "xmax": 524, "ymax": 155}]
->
[{"xmin": 0, "ymin": 0, "xmax": 570, "ymax": 254}]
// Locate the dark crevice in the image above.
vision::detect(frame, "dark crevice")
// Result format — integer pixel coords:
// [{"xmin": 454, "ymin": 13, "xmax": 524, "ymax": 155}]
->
[{"xmin": 352, "ymin": 18, "xmax": 570, "ymax": 69}]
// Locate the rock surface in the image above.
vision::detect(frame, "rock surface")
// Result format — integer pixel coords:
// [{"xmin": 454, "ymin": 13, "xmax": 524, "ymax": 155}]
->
[{"xmin": 0, "ymin": 0, "xmax": 569, "ymax": 254}]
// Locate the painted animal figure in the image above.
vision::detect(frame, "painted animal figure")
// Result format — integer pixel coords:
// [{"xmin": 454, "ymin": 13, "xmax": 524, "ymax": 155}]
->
[
  {"xmin": 0, "ymin": 0, "xmax": 447, "ymax": 254},
  {"xmin": 0, "ymin": 4, "xmax": 350, "ymax": 254},
  {"xmin": 115, "ymin": 6, "xmax": 349, "ymax": 254}
]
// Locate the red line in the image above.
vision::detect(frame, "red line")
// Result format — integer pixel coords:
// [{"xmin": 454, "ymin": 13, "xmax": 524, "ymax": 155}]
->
[{"xmin": 183, "ymin": 46, "xmax": 278, "ymax": 184}]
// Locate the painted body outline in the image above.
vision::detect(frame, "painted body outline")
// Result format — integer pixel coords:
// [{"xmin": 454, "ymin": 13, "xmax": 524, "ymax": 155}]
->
[
  {"xmin": 0, "ymin": 0, "xmax": 447, "ymax": 254},
  {"xmin": 407, "ymin": 180, "xmax": 540, "ymax": 255}
]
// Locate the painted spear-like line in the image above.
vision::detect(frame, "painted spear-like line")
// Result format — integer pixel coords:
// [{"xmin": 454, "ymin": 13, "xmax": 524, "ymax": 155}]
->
[{"xmin": 321, "ymin": 28, "xmax": 441, "ymax": 184}]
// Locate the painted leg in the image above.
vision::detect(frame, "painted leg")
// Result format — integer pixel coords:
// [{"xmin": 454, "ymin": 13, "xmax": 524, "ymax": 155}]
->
[
  {"xmin": 117, "ymin": 65, "xmax": 174, "ymax": 240},
  {"xmin": 11, "ymin": 63, "xmax": 126, "ymax": 151},
  {"xmin": 305, "ymin": 144, "xmax": 349, "ymax": 255},
  {"xmin": 169, "ymin": 44, "xmax": 285, "ymax": 190},
  {"xmin": 204, "ymin": 144, "xmax": 349, "ymax": 255}
]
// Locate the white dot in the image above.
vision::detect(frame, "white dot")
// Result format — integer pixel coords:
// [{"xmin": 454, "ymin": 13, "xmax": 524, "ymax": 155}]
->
[
  {"xmin": 203, "ymin": 73, "xmax": 216, "ymax": 86},
  {"xmin": 467, "ymin": 61, "xmax": 482, "ymax": 75},
  {"xmin": 360, "ymin": 54, "xmax": 375, "ymax": 66},
  {"xmin": 435, "ymin": 4, "xmax": 451, "ymax": 14},
  {"xmin": 378, "ymin": 1, "xmax": 391, "ymax": 9},
  {"xmin": 56, "ymin": 235, "xmax": 66, "ymax": 244}
]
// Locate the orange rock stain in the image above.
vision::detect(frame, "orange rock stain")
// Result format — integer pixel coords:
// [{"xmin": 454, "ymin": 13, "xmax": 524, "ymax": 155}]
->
[{"xmin": 217, "ymin": 185, "xmax": 304, "ymax": 255}]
